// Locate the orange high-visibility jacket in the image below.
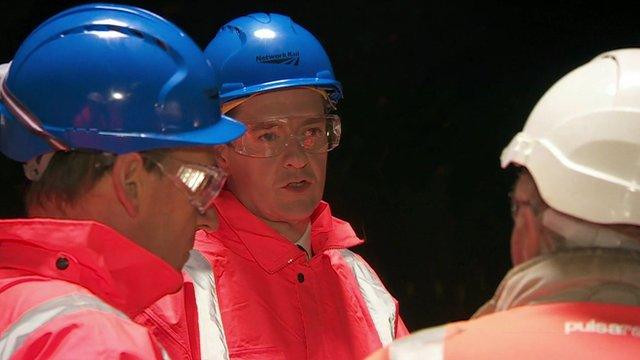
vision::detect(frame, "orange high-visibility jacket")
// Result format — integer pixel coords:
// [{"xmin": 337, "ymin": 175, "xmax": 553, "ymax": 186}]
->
[
  {"xmin": 0, "ymin": 219, "xmax": 181, "ymax": 359},
  {"xmin": 382, "ymin": 302, "xmax": 640, "ymax": 360},
  {"xmin": 139, "ymin": 191, "xmax": 408, "ymax": 360},
  {"xmin": 374, "ymin": 249, "xmax": 640, "ymax": 360}
]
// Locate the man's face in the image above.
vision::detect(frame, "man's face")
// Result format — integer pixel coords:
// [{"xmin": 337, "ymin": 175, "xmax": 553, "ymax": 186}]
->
[
  {"xmin": 219, "ymin": 88, "xmax": 328, "ymax": 224},
  {"xmin": 509, "ymin": 172, "xmax": 544, "ymax": 265},
  {"xmin": 138, "ymin": 148, "xmax": 219, "ymax": 269}
]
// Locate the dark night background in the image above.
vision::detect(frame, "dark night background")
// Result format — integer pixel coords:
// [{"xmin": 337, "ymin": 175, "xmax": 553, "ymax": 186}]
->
[{"xmin": 1, "ymin": 0, "xmax": 639, "ymax": 331}]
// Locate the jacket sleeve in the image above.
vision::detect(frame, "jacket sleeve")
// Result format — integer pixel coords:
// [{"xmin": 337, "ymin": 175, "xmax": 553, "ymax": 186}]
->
[
  {"xmin": 395, "ymin": 314, "xmax": 410, "ymax": 338},
  {"xmin": 366, "ymin": 347, "xmax": 391, "ymax": 360},
  {"xmin": 339, "ymin": 249, "xmax": 409, "ymax": 344},
  {"xmin": 9, "ymin": 310, "xmax": 166, "ymax": 359}
]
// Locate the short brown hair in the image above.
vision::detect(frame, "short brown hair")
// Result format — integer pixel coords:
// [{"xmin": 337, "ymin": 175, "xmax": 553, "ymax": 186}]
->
[{"xmin": 25, "ymin": 150, "xmax": 165, "ymax": 212}]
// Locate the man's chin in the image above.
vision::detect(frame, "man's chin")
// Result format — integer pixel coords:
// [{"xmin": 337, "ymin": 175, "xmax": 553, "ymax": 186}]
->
[
  {"xmin": 277, "ymin": 200, "xmax": 320, "ymax": 221},
  {"xmin": 173, "ymin": 248, "xmax": 191, "ymax": 271}
]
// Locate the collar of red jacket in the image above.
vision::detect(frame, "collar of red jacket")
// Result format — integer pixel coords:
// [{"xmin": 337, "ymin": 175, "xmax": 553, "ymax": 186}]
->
[
  {"xmin": 0, "ymin": 218, "xmax": 182, "ymax": 317},
  {"xmin": 207, "ymin": 190, "xmax": 364, "ymax": 274}
]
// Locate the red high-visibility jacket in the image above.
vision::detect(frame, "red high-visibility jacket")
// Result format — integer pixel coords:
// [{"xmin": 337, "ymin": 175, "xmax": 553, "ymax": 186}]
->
[
  {"xmin": 0, "ymin": 219, "xmax": 182, "ymax": 359},
  {"xmin": 139, "ymin": 190, "xmax": 408, "ymax": 359}
]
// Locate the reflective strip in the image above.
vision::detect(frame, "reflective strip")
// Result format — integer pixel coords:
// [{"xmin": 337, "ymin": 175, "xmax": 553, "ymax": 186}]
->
[
  {"xmin": 339, "ymin": 249, "xmax": 397, "ymax": 346},
  {"xmin": 0, "ymin": 293, "xmax": 127, "ymax": 360},
  {"xmin": 184, "ymin": 249, "xmax": 229, "ymax": 360},
  {"xmin": 389, "ymin": 325, "xmax": 446, "ymax": 360}
]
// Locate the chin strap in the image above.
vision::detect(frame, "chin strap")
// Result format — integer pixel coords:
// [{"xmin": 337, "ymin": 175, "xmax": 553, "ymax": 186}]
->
[
  {"xmin": 541, "ymin": 208, "xmax": 640, "ymax": 252},
  {"xmin": 0, "ymin": 62, "xmax": 69, "ymax": 157},
  {"xmin": 0, "ymin": 63, "xmax": 9, "ymax": 79},
  {"xmin": 23, "ymin": 152, "xmax": 55, "ymax": 181},
  {"xmin": 0, "ymin": 61, "xmax": 64, "ymax": 182}
]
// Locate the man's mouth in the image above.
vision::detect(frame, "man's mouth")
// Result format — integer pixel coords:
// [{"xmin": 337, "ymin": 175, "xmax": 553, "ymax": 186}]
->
[{"xmin": 283, "ymin": 180, "xmax": 311, "ymax": 191}]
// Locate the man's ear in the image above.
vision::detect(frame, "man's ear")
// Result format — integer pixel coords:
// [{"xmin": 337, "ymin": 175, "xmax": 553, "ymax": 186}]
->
[
  {"xmin": 214, "ymin": 145, "xmax": 231, "ymax": 171},
  {"xmin": 111, "ymin": 153, "xmax": 146, "ymax": 217},
  {"xmin": 510, "ymin": 206, "xmax": 543, "ymax": 266}
]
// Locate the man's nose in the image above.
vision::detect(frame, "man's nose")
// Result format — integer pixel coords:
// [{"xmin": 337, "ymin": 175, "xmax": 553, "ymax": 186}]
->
[
  {"xmin": 283, "ymin": 136, "xmax": 309, "ymax": 169},
  {"xmin": 197, "ymin": 207, "xmax": 219, "ymax": 232},
  {"xmin": 282, "ymin": 135, "xmax": 309, "ymax": 169}
]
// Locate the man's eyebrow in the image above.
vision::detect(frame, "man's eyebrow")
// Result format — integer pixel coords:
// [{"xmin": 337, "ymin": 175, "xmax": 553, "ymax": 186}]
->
[
  {"xmin": 300, "ymin": 116, "xmax": 325, "ymax": 125},
  {"xmin": 248, "ymin": 120, "xmax": 282, "ymax": 129}
]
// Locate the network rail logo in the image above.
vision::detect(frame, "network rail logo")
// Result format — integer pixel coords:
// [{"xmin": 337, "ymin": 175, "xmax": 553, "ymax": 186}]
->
[{"xmin": 256, "ymin": 51, "xmax": 300, "ymax": 66}]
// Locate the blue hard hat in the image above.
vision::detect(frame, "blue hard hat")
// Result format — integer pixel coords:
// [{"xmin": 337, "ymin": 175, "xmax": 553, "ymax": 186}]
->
[
  {"xmin": 204, "ymin": 13, "xmax": 343, "ymax": 103},
  {"xmin": 0, "ymin": 3, "xmax": 245, "ymax": 162}
]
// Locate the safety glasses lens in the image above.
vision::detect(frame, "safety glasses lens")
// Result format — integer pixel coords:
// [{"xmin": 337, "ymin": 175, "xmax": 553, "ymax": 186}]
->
[{"xmin": 232, "ymin": 115, "xmax": 341, "ymax": 157}]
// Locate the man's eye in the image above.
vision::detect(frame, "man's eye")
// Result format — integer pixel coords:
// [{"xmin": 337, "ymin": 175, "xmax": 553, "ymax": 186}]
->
[
  {"xmin": 255, "ymin": 131, "xmax": 280, "ymax": 142},
  {"xmin": 304, "ymin": 127, "xmax": 324, "ymax": 137}
]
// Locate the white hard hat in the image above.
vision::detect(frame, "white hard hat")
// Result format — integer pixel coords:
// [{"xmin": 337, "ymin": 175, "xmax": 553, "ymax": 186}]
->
[{"xmin": 501, "ymin": 48, "xmax": 640, "ymax": 225}]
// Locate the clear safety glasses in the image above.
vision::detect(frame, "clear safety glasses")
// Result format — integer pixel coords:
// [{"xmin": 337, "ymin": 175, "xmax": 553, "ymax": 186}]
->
[
  {"xmin": 143, "ymin": 155, "xmax": 227, "ymax": 214},
  {"xmin": 508, "ymin": 191, "xmax": 543, "ymax": 220},
  {"xmin": 230, "ymin": 114, "xmax": 341, "ymax": 158}
]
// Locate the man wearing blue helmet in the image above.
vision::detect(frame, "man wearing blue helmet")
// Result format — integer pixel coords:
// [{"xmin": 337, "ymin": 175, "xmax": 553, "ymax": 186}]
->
[
  {"xmin": 0, "ymin": 4, "xmax": 243, "ymax": 359},
  {"xmin": 141, "ymin": 13, "xmax": 408, "ymax": 359}
]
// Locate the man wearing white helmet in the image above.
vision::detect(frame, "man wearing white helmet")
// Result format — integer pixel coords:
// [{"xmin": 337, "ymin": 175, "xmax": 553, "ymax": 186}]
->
[{"xmin": 367, "ymin": 49, "xmax": 640, "ymax": 359}]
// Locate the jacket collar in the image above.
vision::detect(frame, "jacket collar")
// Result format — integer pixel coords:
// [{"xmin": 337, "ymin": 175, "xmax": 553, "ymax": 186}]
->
[
  {"xmin": 0, "ymin": 218, "xmax": 182, "ymax": 317},
  {"xmin": 474, "ymin": 248, "xmax": 640, "ymax": 317},
  {"xmin": 208, "ymin": 190, "xmax": 363, "ymax": 274}
]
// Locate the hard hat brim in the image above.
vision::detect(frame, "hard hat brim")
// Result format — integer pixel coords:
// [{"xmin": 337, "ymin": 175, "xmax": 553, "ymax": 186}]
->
[
  {"xmin": 2, "ymin": 114, "xmax": 246, "ymax": 162},
  {"xmin": 221, "ymin": 78, "xmax": 343, "ymax": 103},
  {"xmin": 48, "ymin": 114, "xmax": 246, "ymax": 155}
]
